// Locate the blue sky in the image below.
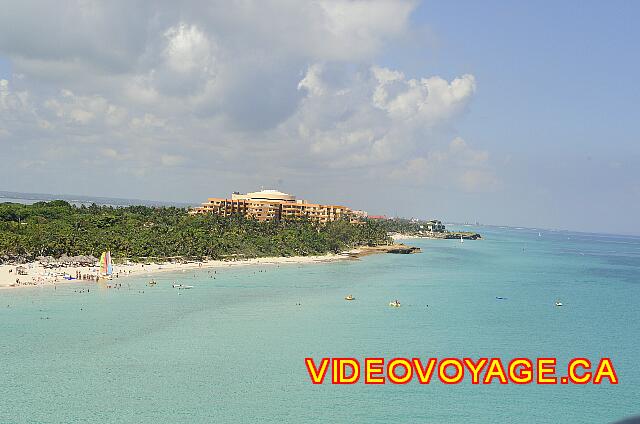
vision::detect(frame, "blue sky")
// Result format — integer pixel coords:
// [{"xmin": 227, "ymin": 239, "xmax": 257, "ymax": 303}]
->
[
  {"xmin": 383, "ymin": 1, "xmax": 640, "ymax": 232},
  {"xmin": 0, "ymin": 57, "xmax": 9, "ymax": 78},
  {"xmin": 404, "ymin": 0, "xmax": 639, "ymax": 153},
  {"xmin": 0, "ymin": 1, "xmax": 638, "ymax": 234}
]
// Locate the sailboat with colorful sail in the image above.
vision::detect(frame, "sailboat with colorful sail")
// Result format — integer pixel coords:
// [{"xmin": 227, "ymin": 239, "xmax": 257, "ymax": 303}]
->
[{"xmin": 99, "ymin": 251, "xmax": 113, "ymax": 279}]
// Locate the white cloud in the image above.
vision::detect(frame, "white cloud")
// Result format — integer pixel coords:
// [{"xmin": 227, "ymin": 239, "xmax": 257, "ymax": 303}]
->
[
  {"xmin": 287, "ymin": 65, "xmax": 477, "ymax": 168},
  {"xmin": 130, "ymin": 113, "xmax": 165, "ymax": 130},
  {"xmin": 105, "ymin": 104, "xmax": 128, "ymax": 127},
  {"xmin": 43, "ymin": 90, "xmax": 126, "ymax": 126},
  {"xmin": 459, "ymin": 169, "xmax": 499, "ymax": 192},
  {"xmin": 390, "ymin": 137, "xmax": 499, "ymax": 192},
  {"xmin": 124, "ymin": 73, "xmax": 160, "ymax": 104},
  {"xmin": 0, "ymin": 1, "xmax": 497, "ymax": 201},
  {"xmin": 315, "ymin": 0, "xmax": 415, "ymax": 60},
  {"xmin": 0, "ymin": 79, "xmax": 31, "ymax": 113},
  {"xmin": 69, "ymin": 108, "xmax": 94, "ymax": 124},
  {"xmin": 372, "ymin": 67, "xmax": 476, "ymax": 123},
  {"xmin": 163, "ymin": 23, "xmax": 214, "ymax": 75},
  {"xmin": 161, "ymin": 154, "xmax": 186, "ymax": 166},
  {"xmin": 297, "ymin": 64, "xmax": 327, "ymax": 97}
]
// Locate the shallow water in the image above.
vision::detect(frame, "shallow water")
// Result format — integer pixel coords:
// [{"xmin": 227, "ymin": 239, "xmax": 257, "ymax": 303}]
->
[{"xmin": 1, "ymin": 227, "xmax": 638, "ymax": 423}]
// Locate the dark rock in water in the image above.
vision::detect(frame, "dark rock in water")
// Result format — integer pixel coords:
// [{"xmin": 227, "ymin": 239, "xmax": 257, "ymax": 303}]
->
[
  {"xmin": 444, "ymin": 232, "xmax": 482, "ymax": 240},
  {"xmin": 387, "ymin": 246, "xmax": 421, "ymax": 254}
]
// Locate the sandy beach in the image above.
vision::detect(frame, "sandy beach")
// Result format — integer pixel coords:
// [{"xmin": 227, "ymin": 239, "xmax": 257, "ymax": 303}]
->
[
  {"xmin": 391, "ymin": 233, "xmax": 424, "ymax": 241},
  {"xmin": 0, "ymin": 254, "xmax": 346, "ymax": 290},
  {"xmin": 0, "ymin": 243, "xmax": 420, "ymax": 290}
]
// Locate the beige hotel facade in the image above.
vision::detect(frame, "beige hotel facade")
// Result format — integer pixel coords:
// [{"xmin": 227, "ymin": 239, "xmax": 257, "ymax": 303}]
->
[{"xmin": 189, "ymin": 189, "xmax": 360, "ymax": 223}]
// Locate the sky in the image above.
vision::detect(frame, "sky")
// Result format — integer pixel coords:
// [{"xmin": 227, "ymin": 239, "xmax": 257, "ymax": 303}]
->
[{"xmin": 0, "ymin": 1, "xmax": 639, "ymax": 235}]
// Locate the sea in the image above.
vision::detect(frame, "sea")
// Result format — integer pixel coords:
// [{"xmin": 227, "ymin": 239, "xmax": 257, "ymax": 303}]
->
[{"xmin": 0, "ymin": 226, "xmax": 638, "ymax": 423}]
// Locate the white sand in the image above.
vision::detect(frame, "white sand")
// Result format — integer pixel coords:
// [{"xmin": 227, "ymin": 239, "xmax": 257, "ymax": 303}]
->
[
  {"xmin": 390, "ymin": 233, "xmax": 423, "ymax": 240},
  {"xmin": 0, "ymin": 254, "xmax": 346, "ymax": 290}
]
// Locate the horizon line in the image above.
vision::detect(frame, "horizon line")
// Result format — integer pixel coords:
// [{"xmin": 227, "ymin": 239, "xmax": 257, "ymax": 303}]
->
[{"xmin": 2, "ymin": 189, "xmax": 638, "ymax": 238}]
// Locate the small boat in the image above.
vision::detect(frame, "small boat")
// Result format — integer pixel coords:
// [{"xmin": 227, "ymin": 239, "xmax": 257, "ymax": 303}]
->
[
  {"xmin": 172, "ymin": 283, "xmax": 193, "ymax": 289},
  {"xmin": 495, "ymin": 296, "xmax": 507, "ymax": 300},
  {"xmin": 147, "ymin": 280, "xmax": 157, "ymax": 286},
  {"xmin": 460, "ymin": 235, "xmax": 464, "ymax": 244},
  {"xmin": 555, "ymin": 300, "xmax": 563, "ymax": 307},
  {"xmin": 344, "ymin": 295, "xmax": 355, "ymax": 301},
  {"xmin": 538, "ymin": 232, "xmax": 542, "ymax": 237},
  {"xmin": 99, "ymin": 251, "xmax": 113, "ymax": 278},
  {"xmin": 389, "ymin": 300, "xmax": 401, "ymax": 307}
]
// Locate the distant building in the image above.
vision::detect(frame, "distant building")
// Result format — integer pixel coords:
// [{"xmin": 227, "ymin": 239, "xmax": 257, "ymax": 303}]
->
[
  {"xmin": 367, "ymin": 215, "xmax": 387, "ymax": 220},
  {"xmin": 189, "ymin": 189, "xmax": 354, "ymax": 223},
  {"xmin": 351, "ymin": 209, "xmax": 368, "ymax": 219},
  {"xmin": 426, "ymin": 220, "xmax": 445, "ymax": 232}
]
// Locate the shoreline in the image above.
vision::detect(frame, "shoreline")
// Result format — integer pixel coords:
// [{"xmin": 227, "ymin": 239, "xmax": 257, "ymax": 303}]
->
[
  {"xmin": 391, "ymin": 232, "xmax": 482, "ymax": 241},
  {"xmin": 0, "ymin": 244, "xmax": 415, "ymax": 290},
  {"xmin": 0, "ymin": 254, "xmax": 344, "ymax": 290}
]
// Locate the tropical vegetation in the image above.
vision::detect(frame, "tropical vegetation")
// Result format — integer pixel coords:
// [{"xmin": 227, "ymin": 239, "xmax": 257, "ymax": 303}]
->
[{"xmin": 0, "ymin": 201, "xmax": 392, "ymax": 263}]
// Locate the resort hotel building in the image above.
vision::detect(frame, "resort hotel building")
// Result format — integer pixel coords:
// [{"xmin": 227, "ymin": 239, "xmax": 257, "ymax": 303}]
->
[
  {"xmin": 189, "ymin": 189, "xmax": 357, "ymax": 223},
  {"xmin": 425, "ymin": 220, "xmax": 446, "ymax": 232}
]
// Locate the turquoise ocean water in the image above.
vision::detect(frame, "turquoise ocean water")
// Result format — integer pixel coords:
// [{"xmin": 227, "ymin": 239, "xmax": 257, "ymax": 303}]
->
[{"xmin": 1, "ymin": 226, "xmax": 638, "ymax": 423}]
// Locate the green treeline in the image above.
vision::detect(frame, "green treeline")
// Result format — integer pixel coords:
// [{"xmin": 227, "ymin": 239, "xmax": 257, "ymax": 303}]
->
[
  {"xmin": 372, "ymin": 218, "xmax": 423, "ymax": 234},
  {"xmin": 0, "ymin": 201, "xmax": 391, "ymax": 262}
]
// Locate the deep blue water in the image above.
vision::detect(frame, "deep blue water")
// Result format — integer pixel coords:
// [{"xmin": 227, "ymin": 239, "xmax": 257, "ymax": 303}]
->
[{"xmin": 1, "ymin": 226, "xmax": 638, "ymax": 423}]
